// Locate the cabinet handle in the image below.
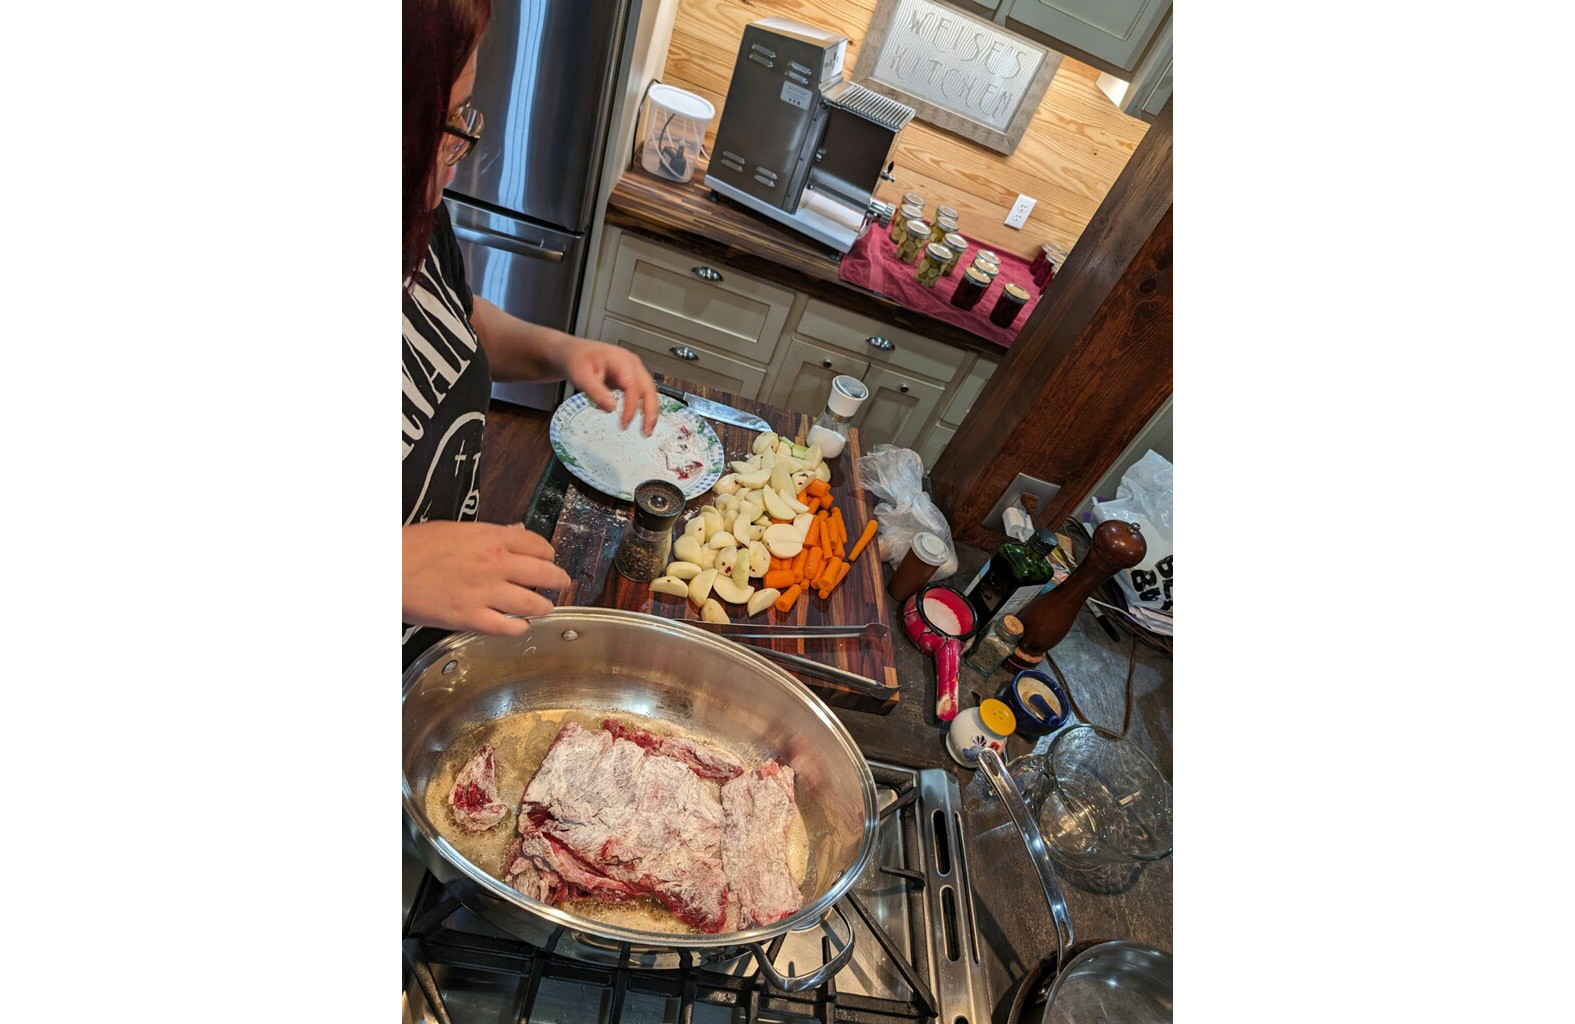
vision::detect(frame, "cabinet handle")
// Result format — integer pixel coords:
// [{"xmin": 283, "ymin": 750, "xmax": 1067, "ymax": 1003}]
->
[
  {"xmin": 691, "ymin": 266, "xmax": 724, "ymax": 283},
  {"xmin": 670, "ymin": 346, "xmax": 700, "ymax": 361},
  {"xmin": 867, "ymin": 335, "xmax": 894, "ymax": 351},
  {"xmin": 822, "ymin": 358, "xmax": 833, "ymax": 368},
  {"xmin": 900, "ymin": 383, "xmax": 910, "ymax": 393}
]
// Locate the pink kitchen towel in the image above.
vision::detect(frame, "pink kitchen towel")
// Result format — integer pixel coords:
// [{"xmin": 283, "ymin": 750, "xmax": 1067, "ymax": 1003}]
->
[{"xmin": 838, "ymin": 225, "xmax": 1043, "ymax": 349}]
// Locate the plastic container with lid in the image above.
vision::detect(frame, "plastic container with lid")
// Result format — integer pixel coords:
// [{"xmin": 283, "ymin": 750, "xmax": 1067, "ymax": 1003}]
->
[
  {"xmin": 805, "ymin": 374, "xmax": 868, "ymax": 459},
  {"xmin": 887, "ymin": 530, "xmax": 949, "ymax": 604},
  {"xmin": 640, "ymin": 84, "xmax": 715, "ymax": 183}
]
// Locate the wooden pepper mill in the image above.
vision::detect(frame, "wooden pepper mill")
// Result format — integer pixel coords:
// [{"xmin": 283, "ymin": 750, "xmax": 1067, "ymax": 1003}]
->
[{"xmin": 1006, "ymin": 519, "xmax": 1147, "ymax": 670}]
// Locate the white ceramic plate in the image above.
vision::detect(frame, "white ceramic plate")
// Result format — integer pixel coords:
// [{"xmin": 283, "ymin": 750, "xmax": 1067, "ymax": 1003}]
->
[{"xmin": 548, "ymin": 391, "xmax": 723, "ymax": 501}]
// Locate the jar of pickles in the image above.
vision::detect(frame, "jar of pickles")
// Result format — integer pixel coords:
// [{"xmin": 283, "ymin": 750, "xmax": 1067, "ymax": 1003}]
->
[
  {"xmin": 928, "ymin": 214, "xmax": 959, "ymax": 247},
  {"xmin": 916, "ymin": 242, "xmax": 953, "ymax": 287},
  {"xmin": 902, "ymin": 191, "xmax": 925, "ymax": 210},
  {"xmin": 941, "ymin": 231, "xmax": 968, "ymax": 275},
  {"xmin": 934, "ymin": 203, "xmax": 959, "ymax": 225},
  {"xmin": 988, "ymin": 282, "xmax": 1031, "ymax": 327},
  {"xmin": 895, "ymin": 218, "xmax": 930, "ymax": 263},
  {"xmin": 888, "ymin": 201, "xmax": 924, "ymax": 245},
  {"xmin": 950, "ymin": 266, "xmax": 991, "ymax": 310}
]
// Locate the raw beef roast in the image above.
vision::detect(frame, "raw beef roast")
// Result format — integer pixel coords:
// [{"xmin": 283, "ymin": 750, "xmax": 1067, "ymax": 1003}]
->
[
  {"xmin": 502, "ymin": 719, "xmax": 799, "ymax": 933},
  {"xmin": 721, "ymin": 761, "xmax": 804, "ymax": 926},
  {"xmin": 448, "ymin": 743, "xmax": 509, "ymax": 832}
]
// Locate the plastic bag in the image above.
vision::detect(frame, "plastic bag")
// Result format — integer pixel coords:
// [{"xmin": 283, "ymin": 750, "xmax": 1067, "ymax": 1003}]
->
[
  {"xmin": 1091, "ymin": 450, "xmax": 1172, "ymax": 613},
  {"xmin": 855, "ymin": 445, "xmax": 959, "ymax": 577}
]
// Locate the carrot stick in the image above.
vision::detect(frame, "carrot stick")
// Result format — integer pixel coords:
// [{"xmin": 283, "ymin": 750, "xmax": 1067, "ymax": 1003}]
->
[
  {"xmin": 796, "ymin": 487, "xmax": 811, "ymax": 505},
  {"xmin": 769, "ymin": 556, "xmax": 786, "ymax": 571},
  {"xmin": 804, "ymin": 495, "xmax": 820, "ymax": 514},
  {"xmin": 807, "ymin": 479, "xmax": 830, "ymax": 498},
  {"xmin": 846, "ymin": 518, "xmax": 879, "ymax": 563},
  {"xmin": 805, "ymin": 517, "xmax": 821, "ymax": 547},
  {"xmin": 814, "ymin": 557, "xmax": 842, "ymax": 593},
  {"xmin": 830, "ymin": 507, "xmax": 847, "ymax": 545},
  {"xmin": 774, "ymin": 584, "xmax": 801, "ymax": 613},
  {"xmin": 791, "ymin": 548, "xmax": 808, "ymax": 579},
  {"xmin": 804, "ymin": 548, "xmax": 824, "ymax": 585},
  {"xmin": 764, "ymin": 569, "xmax": 796, "ymax": 590},
  {"xmin": 822, "ymin": 559, "xmax": 852, "ymax": 597}
]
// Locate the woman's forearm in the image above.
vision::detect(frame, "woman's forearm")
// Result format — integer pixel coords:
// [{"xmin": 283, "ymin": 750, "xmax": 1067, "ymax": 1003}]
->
[{"xmin": 470, "ymin": 296, "xmax": 571, "ymax": 381}]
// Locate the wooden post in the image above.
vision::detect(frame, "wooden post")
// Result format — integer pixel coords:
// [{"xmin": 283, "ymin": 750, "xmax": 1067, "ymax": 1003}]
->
[{"xmin": 931, "ymin": 101, "xmax": 1173, "ymax": 548}]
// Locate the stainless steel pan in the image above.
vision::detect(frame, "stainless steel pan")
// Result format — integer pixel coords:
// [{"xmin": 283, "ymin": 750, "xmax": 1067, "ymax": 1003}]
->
[{"xmin": 401, "ymin": 608, "xmax": 879, "ymax": 988}]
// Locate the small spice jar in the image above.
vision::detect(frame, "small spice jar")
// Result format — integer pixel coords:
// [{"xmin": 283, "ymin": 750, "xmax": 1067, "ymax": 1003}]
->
[
  {"xmin": 928, "ymin": 214, "xmax": 959, "ymax": 247},
  {"xmin": 805, "ymin": 374, "xmax": 869, "ymax": 459},
  {"xmin": 988, "ymin": 282, "xmax": 1031, "ymax": 328},
  {"xmin": 887, "ymin": 531, "xmax": 949, "ymax": 604},
  {"xmin": 895, "ymin": 219, "xmax": 931, "ymax": 263},
  {"xmin": 941, "ymin": 232, "xmax": 968, "ymax": 276},
  {"xmin": 965, "ymin": 613, "xmax": 1024, "ymax": 676},
  {"xmin": 950, "ymin": 266, "xmax": 991, "ymax": 311},
  {"xmin": 916, "ymin": 242, "xmax": 953, "ymax": 287},
  {"xmin": 615, "ymin": 479, "xmax": 687, "ymax": 581},
  {"xmin": 888, "ymin": 201, "xmax": 925, "ymax": 245}
]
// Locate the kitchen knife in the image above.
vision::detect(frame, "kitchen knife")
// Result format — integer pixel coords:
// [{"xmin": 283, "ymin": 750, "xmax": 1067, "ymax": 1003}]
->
[{"xmin": 655, "ymin": 382, "xmax": 772, "ymax": 432}]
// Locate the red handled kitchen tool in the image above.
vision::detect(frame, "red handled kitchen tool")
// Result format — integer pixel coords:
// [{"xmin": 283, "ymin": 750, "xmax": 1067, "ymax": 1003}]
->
[{"xmin": 901, "ymin": 583, "xmax": 979, "ymax": 722}]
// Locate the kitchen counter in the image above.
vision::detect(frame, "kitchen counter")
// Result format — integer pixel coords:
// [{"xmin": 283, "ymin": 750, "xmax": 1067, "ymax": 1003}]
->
[
  {"xmin": 479, "ymin": 386, "xmax": 1172, "ymax": 990},
  {"xmin": 605, "ymin": 161, "xmax": 1009, "ymax": 359}
]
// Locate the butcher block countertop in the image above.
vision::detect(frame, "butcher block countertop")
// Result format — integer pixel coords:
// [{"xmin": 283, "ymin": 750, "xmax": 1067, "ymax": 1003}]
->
[{"xmin": 605, "ymin": 161, "xmax": 1007, "ymax": 359}]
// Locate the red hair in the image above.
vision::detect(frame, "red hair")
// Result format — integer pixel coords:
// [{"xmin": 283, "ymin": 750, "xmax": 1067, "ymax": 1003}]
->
[{"xmin": 403, "ymin": 0, "xmax": 490, "ymax": 284}]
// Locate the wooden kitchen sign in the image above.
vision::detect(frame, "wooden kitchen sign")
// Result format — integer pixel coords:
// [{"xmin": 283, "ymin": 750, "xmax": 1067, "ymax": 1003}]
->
[{"xmin": 852, "ymin": 0, "xmax": 1062, "ymax": 155}]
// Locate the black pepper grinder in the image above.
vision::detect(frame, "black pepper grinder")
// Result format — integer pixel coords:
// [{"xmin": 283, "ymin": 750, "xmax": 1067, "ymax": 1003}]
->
[
  {"xmin": 1005, "ymin": 520, "xmax": 1146, "ymax": 670},
  {"xmin": 615, "ymin": 479, "xmax": 687, "ymax": 582}
]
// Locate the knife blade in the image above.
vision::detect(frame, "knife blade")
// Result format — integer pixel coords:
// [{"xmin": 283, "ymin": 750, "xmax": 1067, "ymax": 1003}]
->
[{"xmin": 655, "ymin": 383, "xmax": 772, "ymax": 432}]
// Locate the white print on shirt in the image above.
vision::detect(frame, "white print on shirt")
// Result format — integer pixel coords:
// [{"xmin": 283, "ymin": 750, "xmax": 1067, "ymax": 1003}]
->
[
  {"xmin": 404, "ymin": 411, "xmax": 485, "ymax": 526},
  {"xmin": 402, "ymin": 253, "xmax": 480, "ymax": 460}
]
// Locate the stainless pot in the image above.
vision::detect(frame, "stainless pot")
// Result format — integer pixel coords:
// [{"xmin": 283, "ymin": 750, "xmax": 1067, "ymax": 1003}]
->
[{"xmin": 401, "ymin": 608, "xmax": 879, "ymax": 990}]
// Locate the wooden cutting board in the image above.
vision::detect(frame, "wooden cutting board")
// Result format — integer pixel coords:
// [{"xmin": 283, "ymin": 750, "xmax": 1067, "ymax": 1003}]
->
[{"xmin": 543, "ymin": 379, "xmax": 899, "ymax": 712}]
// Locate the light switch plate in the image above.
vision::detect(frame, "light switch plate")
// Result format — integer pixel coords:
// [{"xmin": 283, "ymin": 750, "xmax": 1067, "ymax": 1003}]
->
[
  {"xmin": 983, "ymin": 473, "xmax": 1061, "ymax": 533},
  {"xmin": 1004, "ymin": 194, "xmax": 1036, "ymax": 229}
]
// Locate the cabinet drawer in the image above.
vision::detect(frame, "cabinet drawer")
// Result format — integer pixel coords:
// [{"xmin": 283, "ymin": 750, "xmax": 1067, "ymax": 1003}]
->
[
  {"xmin": 605, "ymin": 233, "xmax": 794, "ymax": 364},
  {"xmin": 601, "ymin": 315, "xmax": 767, "ymax": 400},
  {"xmin": 764, "ymin": 336, "xmax": 870, "ymax": 420},
  {"xmin": 794, "ymin": 299, "xmax": 966, "ymax": 384},
  {"xmin": 854, "ymin": 366, "xmax": 945, "ymax": 451},
  {"xmin": 942, "ymin": 355, "xmax": 1000, "ymax": 426}
]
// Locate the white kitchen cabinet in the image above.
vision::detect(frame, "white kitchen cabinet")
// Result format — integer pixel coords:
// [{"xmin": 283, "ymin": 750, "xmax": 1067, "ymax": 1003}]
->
[
  {"xmin": 795, "ymin": 300, "xmax": 967, "ymax": 385},
  {"xmin": 1003, "ymin": 0, "xmax": 1170, "ymax": 75},
  {"xmin": 601, "ymin": 314, "xmax": 768, "ymax": 399},
  {"xmin": 915, "ymin": 421, "xmax": 957, "ymax": 472},
  {"xmin": 1122, "ymin": 13, "xmax": 1170, "ymax": 121},
  {"xmin": 763, "ymin": 336, "xmax": 871, "ymax": 419},
  {"xmin": 604, "ymin": 231, "xmax": 795, "ymax": 364},
  {"xmin": 853, "ymin": 366, "xmax": 946, "ymax": 451}
]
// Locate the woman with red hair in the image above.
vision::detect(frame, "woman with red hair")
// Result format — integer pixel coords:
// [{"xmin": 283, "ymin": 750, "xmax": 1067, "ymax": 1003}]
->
[{"xmin": 401, "ymin": 0, "xmax": 658, "ymax": 664}]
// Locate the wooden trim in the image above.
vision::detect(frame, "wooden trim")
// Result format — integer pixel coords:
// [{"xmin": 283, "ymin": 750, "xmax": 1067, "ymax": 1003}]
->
[
  {"xmin": 930, "ymin": 99, "xmax": 1172, "ymax": 547},
  {"xmin": 852, "ymin": 0, "xmax": 1061, "ymax": 155}
]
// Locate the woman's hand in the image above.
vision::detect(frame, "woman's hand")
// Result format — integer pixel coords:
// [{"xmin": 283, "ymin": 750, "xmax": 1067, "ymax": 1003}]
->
[
  {"xmin": 555, "ymin": 337, "xmax": 660, "ymax": 436},
  {"xmin": 403, "ymin": 521, "xmax": 573, "ymax": 636}
]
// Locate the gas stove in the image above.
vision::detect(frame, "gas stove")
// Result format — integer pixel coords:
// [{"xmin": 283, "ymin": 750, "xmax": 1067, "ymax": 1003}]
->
[{"xmin": 402, "ymin": 760, "xmax": 1035, "ymax": 1024}]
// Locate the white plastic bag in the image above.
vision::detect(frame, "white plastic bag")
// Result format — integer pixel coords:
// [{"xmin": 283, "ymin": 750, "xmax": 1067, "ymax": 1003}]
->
[
  {"xmin": 855, "ymin": 444, "xmax": 959, "ymax": 578},
  {"xmin": 1091, "ymin": 450, "xmax": 1172, "ymax": 613}
]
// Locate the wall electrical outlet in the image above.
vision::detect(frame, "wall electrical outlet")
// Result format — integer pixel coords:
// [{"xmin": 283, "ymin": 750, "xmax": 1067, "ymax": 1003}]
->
[{"xmin": 1004, "ymin": 194, "xmax": 1036, "ymax": 229}]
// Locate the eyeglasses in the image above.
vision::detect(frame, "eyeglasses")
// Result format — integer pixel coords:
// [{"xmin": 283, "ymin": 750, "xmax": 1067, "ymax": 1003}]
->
[{"xmin": 442, "ymin": 103, "xmax": 484, "ymax": 166}]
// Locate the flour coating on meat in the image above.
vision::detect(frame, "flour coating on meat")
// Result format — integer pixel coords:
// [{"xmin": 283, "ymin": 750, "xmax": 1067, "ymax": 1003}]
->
[
  {"xmin": 721, "ymin": 761, "xmax": 804, "ymax": 926},
  {"xmin": 502, "ymin": 719, "xmax": 798, "ymax": 933},
  {"xmin": 448, "ymin": 743, "xmax": 509, "ymax": 832}
]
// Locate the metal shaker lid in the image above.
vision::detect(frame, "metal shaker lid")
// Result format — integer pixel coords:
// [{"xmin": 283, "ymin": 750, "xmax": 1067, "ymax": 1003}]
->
[{"xmin": 631, "ymin": 479, "xmax": 686, "ymax": 530}]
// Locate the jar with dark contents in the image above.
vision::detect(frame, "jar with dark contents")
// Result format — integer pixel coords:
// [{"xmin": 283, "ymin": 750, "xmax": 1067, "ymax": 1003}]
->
[
  {"xmin": 887, "ymin": 531, "xmax": 950, "ymax": 604},
  {"xmin": 941, "ymin": 232, "xmax": 968, "ymax": 275},
  {"xmin": 972, "ymin": 249, "xmax": 1001, "ymax": 280},
  {"xmin": 950, "ymin": 266, "xmax": 992, "ymax": 310},
  {"xmin": 1032, "ymin": 242, "xmax": 1067, "ymax": 288},
  {"xmin": 916, "ymin": 242, "xmax": 953, "ymax": 287},
  {"xmin": 895, "ymin": 219, "xmax": 931, "ymax": 263},
  {"xmin": 988, "ymin": 282, "xmax": 1031, "ymax": 328},
  {"xmin": 615, "ymin": 479, "xmax": 687, "ymax": 581}
]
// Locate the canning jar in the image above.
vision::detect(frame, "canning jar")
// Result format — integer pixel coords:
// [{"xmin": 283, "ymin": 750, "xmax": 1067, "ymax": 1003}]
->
[
  {"xmin": 895, "ymin": 219, "xmax": 931, "ymax": 263},
  {"xmin": 950, "ymin": 266, "xmax": 992, "ymax": 311},
  {"xmin": 941, "ymin": 232, "xmax": 968, "ymax": 275},
  {"xmin": 916, "ymin": 243, "xmax": 953, "ymax": 287},
  {"xmin": 988, "ymin": 282, "xmax": 1030, "ymax": 328}
]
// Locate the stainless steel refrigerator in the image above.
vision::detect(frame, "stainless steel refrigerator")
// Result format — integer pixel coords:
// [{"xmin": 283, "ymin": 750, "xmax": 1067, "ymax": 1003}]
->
[{"xmin": 444, "ymin": 0, "xmax": 638, "ymax": 410}]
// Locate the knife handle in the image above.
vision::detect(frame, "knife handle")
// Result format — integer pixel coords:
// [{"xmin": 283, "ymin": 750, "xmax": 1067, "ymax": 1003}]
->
[{"xmin": 655, "ymin": 382, "xmax": 685, "ymax": 401}]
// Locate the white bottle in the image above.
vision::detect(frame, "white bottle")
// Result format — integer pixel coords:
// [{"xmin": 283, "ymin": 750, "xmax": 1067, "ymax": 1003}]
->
[{"xmin": 805, "ymin": 375, "xmax": 869, "ymax": 459}]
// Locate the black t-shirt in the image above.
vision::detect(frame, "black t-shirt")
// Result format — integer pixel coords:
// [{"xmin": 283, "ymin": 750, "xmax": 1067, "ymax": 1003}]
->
[{"xmin": 402, "ymin": 204, "xmax": 491, "ymax": 668}]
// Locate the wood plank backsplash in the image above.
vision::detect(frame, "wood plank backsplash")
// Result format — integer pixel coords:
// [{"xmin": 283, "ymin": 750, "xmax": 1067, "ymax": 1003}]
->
[{"xmin": 661, "ymin": 0, "xmax": 1150, "ymax": 259}]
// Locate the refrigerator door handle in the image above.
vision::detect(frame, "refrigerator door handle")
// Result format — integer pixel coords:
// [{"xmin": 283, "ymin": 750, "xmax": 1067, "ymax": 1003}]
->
[{"xmin": 450, "ymin": 222, "xmax": 565, "ymax": 264}]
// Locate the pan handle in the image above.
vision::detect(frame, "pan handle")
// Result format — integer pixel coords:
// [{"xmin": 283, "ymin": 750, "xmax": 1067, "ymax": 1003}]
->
[
  {"xmin": 747, "ymin": 903, "xmax": 855, "ymax": 993},
  {"xmin": 976, "ymin": 746, "xmax": 1074, "ymax": 965}
]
